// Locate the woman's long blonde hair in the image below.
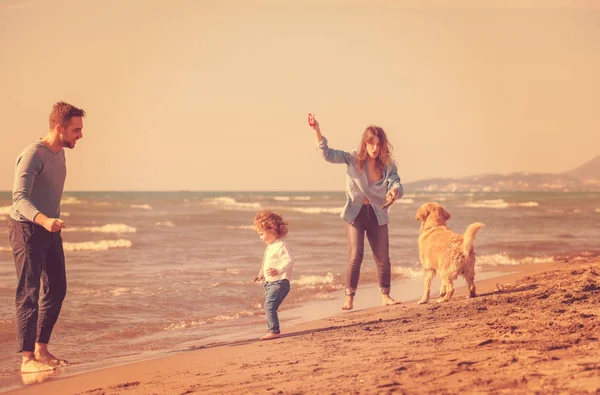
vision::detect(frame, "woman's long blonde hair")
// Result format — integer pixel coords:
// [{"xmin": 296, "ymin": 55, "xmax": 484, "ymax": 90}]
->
[{"xmin": 355, "ymin": 125, "xmax": 395, "ymax": 172}]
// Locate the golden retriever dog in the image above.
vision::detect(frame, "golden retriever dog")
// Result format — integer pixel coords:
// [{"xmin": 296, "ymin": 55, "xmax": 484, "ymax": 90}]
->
[{"xmin": 415, "ymin": 202, "xmax": 484, "ymax": 304}]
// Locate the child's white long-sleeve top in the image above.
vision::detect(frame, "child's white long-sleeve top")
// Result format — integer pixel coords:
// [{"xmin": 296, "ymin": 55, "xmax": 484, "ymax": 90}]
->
[{"xmin": 259, "ymin": 239, "xmax": 294, "ymax": 282}]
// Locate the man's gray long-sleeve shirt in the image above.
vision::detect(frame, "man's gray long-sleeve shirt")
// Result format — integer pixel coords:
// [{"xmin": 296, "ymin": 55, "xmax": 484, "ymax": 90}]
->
[{"xmin": 10, "ymin": 140, "xmax": 66, "ymax": 223}]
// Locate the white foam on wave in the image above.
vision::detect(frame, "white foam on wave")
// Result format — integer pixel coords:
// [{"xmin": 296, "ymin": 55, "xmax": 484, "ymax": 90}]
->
[
  {"xmin": 464, "ymin": 199, "xmax": 509, "ymax": 209},
  {"xmin": 595, "ymin": 208, "xmax": 600, "ymax": 213},
  {"xmin": 61, "ymin": 197, "xmax": 82, "ymax": 205},
  {"xmin": 477, "ymin": 253, "xmax": 555, "ymax": 267},
  {"xmin": 164, "ymin": 309, "xmax": 258, "ymax": 331},
  {"xmin": 225, "ymin": 225, "xmax": 255, "ymax": 230},
  {"xmin": 0, "ymin": 215, "xmax": 7, "ymax": 221},
  {"xmin": 0, "ymin": 246, "xmax": 11, "ymax": 252},
  {"xmin": 273, "ymin": 196, "xmax": 312, "ymax": 201},
  {"xmin": 292, "ymin": 272, "xmax": 335, "ymax": 286},
  {"xmin": 0, "ymin": 206, "xmax": 12, "ymax": 215},
  {"xmin": 63, "ymin": 223, "xmax": 136, "ymax": 234},
  {"xmin": 464, "ymin": 199, "xmax": 539, "ymax": 209},
  {"xmin": 392, "ymin": 266, "xmax": 423, "ymax": 279},
  {"xmin": 397, "ymin": 198, "xmax": 414, "ymax": 204},
  {"xmin": 109, "ymin": 287, "xmax": 150, "ymax": 296},
  {"xmin": 164, "ymin": 319, "xmax": 207, "ymax": 331},
  {"xmin": 290, "ymin": 207, "xmax": 342, "ymax": 215},
  {"xmin": 205, "ymin": 197, "xmax": 261, "ymax": 211},
  {"xmin": 62, "ymin": 212, "xmax": 71, "ymax": 217},
  {"xmin": 517, "ymin": 202, "xmax": 539, "ymax": 207},
  {"xmin": 154, "ymin": 221, "xmax": 176, "ymax": 228},
  {"xmin": 63, "ymin": 239, "xmax": 133, "ymax": 252},
  {"xmin": 131, "ymin": 204, "xmax": 152, "ymax": 210}
]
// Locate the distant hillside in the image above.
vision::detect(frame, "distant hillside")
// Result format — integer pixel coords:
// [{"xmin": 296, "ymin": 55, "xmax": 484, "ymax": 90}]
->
[
  {"xmin": 565, "ymin": 155, "xmax": 600, "ymax": 183},
  {"xmin": 405, "ymin": 155, "xmax": 600, "ymax": 192}
]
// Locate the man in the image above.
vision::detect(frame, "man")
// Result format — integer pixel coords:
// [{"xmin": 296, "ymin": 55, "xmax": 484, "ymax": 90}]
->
[{"xmin": 9, "ymin": 101, "xmax": 85, "ymax": 373}]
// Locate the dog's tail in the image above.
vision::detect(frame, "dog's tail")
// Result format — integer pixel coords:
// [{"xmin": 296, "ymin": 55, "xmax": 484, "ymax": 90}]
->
[{"xmin": 463, "ymin": 222, "xmax": 485, "ymax": 257}]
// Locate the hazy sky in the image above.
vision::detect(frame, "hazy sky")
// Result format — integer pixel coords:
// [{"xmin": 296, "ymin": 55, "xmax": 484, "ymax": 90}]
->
[{"xmin": 1, "ymin": 0, "xmax": 599, "ymax": 191}]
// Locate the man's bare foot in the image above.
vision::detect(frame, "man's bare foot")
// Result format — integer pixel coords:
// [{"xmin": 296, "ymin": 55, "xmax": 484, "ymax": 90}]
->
[
  {"xmin": 34, "ymin": 344, "xmax": 70, "ymax": 367},
  {"xmin": 21, "ymin": 359, "xmax": 55, "ymax": 373},
  {"xmin": 342, "ymin": 295, "xmax": 354, "ymax": 310},
  {"xmin": 381, "ymin": 294, "xmax": 401, "ymax": 306},
  {"xmin": 259, "ymin": 333, "xmax": 281, "ymax": 341}
]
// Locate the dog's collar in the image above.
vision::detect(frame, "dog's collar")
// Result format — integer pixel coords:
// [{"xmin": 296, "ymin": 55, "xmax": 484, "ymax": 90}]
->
[{"xmin": 422, "ymin": 225, "xmax": 444, "ymax": 232}]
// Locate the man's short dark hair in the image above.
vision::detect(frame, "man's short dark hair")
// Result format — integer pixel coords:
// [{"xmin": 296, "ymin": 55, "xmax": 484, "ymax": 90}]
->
[{"xmin": 49, "ymin": 101, "xmax": 86, "ymax": 129}]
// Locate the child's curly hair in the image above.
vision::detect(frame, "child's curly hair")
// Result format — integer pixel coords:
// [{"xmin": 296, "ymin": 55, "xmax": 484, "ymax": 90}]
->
[{"xmin": 253, "ymin": 209, "xmax": 289, "ymax": 238}]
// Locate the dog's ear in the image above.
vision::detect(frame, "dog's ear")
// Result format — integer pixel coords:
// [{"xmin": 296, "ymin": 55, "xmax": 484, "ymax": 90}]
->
[
  {"xmin": 439, "ymin": 205, "xmax": 451, "ymax": 221},
  {"xmin": 415, "ymin": 205, "xmax": 429, "ymax": 221}
]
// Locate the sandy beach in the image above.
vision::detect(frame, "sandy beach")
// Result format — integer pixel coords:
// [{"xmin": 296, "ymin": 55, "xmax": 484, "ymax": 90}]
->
[{"xmin": 3, "ymin": 257, "xmax": 599, "ymax": 394}]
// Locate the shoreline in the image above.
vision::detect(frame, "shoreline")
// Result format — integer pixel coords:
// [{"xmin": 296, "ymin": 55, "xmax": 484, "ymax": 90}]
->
[
  {"xmin": 0, "ymin": 264, "xmax": 513, "ymax": 388},
  {"xmin": 5, "ymin": 259, "xmax": 598, "ymax": 394}
]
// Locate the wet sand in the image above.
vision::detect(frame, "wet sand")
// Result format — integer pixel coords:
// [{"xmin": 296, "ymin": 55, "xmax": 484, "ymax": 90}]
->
[{"xmin": 5, "ymin": 259, "xmax": 600, "ymax": 394}]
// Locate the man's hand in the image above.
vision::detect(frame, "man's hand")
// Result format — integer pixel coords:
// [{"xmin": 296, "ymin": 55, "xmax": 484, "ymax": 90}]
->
[
  {"xmin": 42, "ymin": 218, "xmax": 65, "ymax": 233},
  {"xmin": 266, "ymin": 268, "xmax": 279, "ymax": 276},
  {"xmin": 253, "ymin": 275, "xmax": 263, "ymax": 283}
]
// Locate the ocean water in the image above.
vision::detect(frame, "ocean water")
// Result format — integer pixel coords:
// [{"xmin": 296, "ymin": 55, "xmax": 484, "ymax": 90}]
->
[{"xmin": 0, "ymin": 191, "xmax": 598, "ymax": 379}]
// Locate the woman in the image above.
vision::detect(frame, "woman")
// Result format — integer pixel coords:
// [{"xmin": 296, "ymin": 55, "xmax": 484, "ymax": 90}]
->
[{"xmin": 309, "ymin": 116, "xmax": 403, "ymax": 310}]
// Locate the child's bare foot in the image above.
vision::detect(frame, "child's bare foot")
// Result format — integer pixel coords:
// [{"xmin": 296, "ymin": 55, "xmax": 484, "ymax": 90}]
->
[
  {"xmin": 21, "ymin": 359, "xmax": 55, "ymax": 373},
  {"xmin": 381, "ymin": 294, "xmax": 401, "ymax": 306},
  {"xmin": 34, "ymin": 344, "xmax": 70, "ymax": 367},
  {"xmin": 259, "ymin": 333, "xmax": 281, "ymax": 341},
  {"xmin": 342, "ymin": 295, "xmax": 354, "ymax": 310}
]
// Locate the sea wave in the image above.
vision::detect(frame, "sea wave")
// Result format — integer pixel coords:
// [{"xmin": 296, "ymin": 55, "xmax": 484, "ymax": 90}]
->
[
  {"xmin": 292, "ymin": 272, "xmax": 335, "ymax": 286},
  {"xmin": 130, "ymin": 204, "xmax": 152, "ymax": 210},
  {"xmin": 0, "ymin": 206, "xmax": 12, "ymax": 215},
  {"xmin": 477, "ymin": 253, "xmax": 554, "ymax": 266},
  {"xmin": 205, "ymin": 197, "xmax": 261, "ymax": 211},
  {"xmin": 0, "ymin": 246, "xmax": 11, "ymax": 252},
  {"xmin": 392, "ymin": 266, "xmax": 423, "ymax": 279},
  {"xmin": 61, "ymin": 196, "xmax": 82, "ymax": 205},
  {"xmin": 92, "ymin": 202, "xmax": 114, "ymax": 208},
  {"xmin": 109, "ymin": 287, "xmax": 152, "ymax": 296},
  {"xmin": 595, "ymin": 208, "xmax": 600, "ymax": 213},
  {"xmin": 273, "ymin": 196, "xmax": 312, "ymax": 201},
  {"xmin": 464, "ymin": 199, "xmax": 539, "ymax": 209},
  {"xmin": 163, "ymin": 310, "xmax": 257, "ymax": 331},
  {"xmin": 225, "ymin": 225, "xmax": 255, "ymax": 230},
  {"xmin": 397, "ymin": 198, "xmax": 414, "ymax": 204},
  {"xmin": 63, "ymin": 223, "xmax": 136, "ymax": 233},
  {"xmin": 63, "ymin": 239, "xmax": 133, "ymax": 252},
  {"xmin": 0, "ymin": 215, "xmax": 7, "ymax": 221},
  {"xmin": 289, "ymin": 207, "xmax": 342, "ymax": 215},
  {"xmin": 154, "ymin": 221, "xmax": 176, "ymax": 228}
]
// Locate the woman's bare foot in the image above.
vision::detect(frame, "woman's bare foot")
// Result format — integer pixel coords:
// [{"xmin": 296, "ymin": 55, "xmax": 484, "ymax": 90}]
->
[
  {"xmin": 21, "ymin": 359, "xmax": 55, "ymax": 373},
  {"xmin": 259, "ymin": 333, "xmax": 281, "ymax": 341},
  {"xmin": 342, "ymin": 295, "xmax": 354, "ymax": 310},
  {"xmin": 34, "ymin": 343, "xmax": 70, "ymax": 367},
  {"xmin": 381, "ymin": 294, "xmax": 401, "ymax": 306}
]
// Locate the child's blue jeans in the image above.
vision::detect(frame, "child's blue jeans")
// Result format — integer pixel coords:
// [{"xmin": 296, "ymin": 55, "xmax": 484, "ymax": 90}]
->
[{"xmin": 264, "ymin": 279, "xmax": 290, "ymax": 334}]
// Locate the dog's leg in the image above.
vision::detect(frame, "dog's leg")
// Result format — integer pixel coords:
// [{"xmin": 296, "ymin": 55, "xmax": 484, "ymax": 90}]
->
[
  {"xmin": 437, "ymin": 279, "xmax": 454, "ymax": 303},
  {"xmin": 418, "ymin": 270, "xmax": 434, "ymax": 304},
  {"xmin": 439, "ymin": 283, "xmax": 447, "ymax": 298},
  {"xmin": 465, "ymin": 273, "xmax": 477, "ymax": 298}
]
